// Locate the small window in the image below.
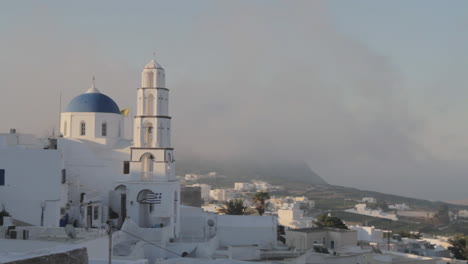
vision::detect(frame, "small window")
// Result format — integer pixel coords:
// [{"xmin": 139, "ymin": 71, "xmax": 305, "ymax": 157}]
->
[
  {"xmin": 123, "ymin": 161, "xmax": 130, "ymax": 174},
  {"xmin": 64, "ymin": 121, "xmax": 67, "ymax": 136},
  {"xmin": 149, "ymin": 204, "xmax": 154, "ymax": 212},
  {"xmin": 61, "ymin": 169, "xmax": 66, "ymax": 184},
  {"xmin": 102, "ymin": 122, "xmax": 107, "ymax": 136},
  {"xmin": 80, "ymin": 122, "xmax": 86, "ymax": 136},
  {"xmin": 0, "ymin": 169, "xmax": 4, "ymax": 186},
  {"xmin": 93, "ymin": 206, "xmax": 99, "ymax": 220}
]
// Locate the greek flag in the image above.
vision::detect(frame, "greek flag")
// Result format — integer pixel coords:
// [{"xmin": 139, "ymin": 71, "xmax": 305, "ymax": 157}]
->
[{"xmin": 146, "ymin": 192, "xmax": 162, "ymax": 204}]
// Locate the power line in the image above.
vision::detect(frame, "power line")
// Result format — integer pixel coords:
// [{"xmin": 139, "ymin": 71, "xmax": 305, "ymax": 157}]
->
[{"xmin": 112, "ymin": 227, "xmax": 183, "ymax": 257}]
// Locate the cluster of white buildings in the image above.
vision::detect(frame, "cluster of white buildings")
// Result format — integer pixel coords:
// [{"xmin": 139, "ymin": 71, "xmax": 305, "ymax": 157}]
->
[
  {"xmin": 184, "ymin": 172, "xmax": 218, "ymax": 182},
  {"xmin": 0, "ymin": 58, "xmax": 284, "ymax": 264},
  {"xmin": 457, "ymin": 209, "xmax": 468, "ymax": 219},
  {"xmin": 268, "ymin": 196, "xmax": 316, "ymax": 229},
  {"xmin": 234, "ymin": 181, "xmax": 272, "ymax": 192}
]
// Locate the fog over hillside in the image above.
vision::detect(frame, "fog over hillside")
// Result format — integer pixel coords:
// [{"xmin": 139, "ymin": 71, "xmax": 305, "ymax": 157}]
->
[{"xmin": 0, "ymin": 1, "xmax": 467, "ymax": 200}]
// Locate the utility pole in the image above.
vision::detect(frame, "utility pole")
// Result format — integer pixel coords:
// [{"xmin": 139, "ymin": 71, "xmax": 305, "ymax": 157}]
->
[
  {"xmin": 387, "ymin": 219, "xmax": 390, "ymax": 251},
  {"xmin": 107, "ymin": 220, "xmax": 113, "ymax": 264}
]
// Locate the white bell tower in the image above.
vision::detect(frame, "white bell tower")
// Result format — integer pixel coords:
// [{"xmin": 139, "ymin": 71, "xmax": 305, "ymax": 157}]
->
[{"xmin": 116, "ymin": 58, "xmax": 180, "ymax": 240}]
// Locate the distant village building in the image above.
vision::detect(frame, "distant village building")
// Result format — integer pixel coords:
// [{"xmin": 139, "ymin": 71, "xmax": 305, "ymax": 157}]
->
[
  {"xmin": 210, "ymin": 188, "xmax": 231, "ymax": 202},
  {"xmin": 278, "ymin": 203, "xmax": 315, "ymax": 229},
  {"xmin": 180, "ymin": 186, "xmax": 202, "ymax": 207},
  {"xmin": 346, "ymin": 204, "xmax": 398, "ymax": 221},
  {"xmin": 234, "ymin": 182, "xmax": 254, "ymax": 191},
  {"xmin": 285, "ymin": 227, "xmax": 358, "ymax": 252},
  {"xmin": 190, "ymin": 183, "xmax": 211, "ymax": 203},
  {"xmin": 362, "ymin": 197, "xmax": 377, "ymax": 203},
  {"xmin": 388, "ymin": 203, "xmax": 411, "ymax": 211},
  {"xmin": 458, "ymin": 209, "xmax": 468, "ymax": 218}
]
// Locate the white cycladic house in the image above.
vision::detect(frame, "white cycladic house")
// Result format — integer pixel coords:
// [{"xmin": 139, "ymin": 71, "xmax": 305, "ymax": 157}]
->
[
  {"xmin": 349, "ymin": 225, "xmax": 385, "ymax": 242},
  {"xmin": 0, "ymin": 132, "xmax": 67, "ymax": 227},
  {"xmin": 278, "ymin": 203, "xmax": 314, "ymax": 229}
]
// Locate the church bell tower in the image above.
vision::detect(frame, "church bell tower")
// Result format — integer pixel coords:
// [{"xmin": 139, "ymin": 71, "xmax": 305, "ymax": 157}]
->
[{"xmin": 118, "ymin": 58, "xmax": 180, "ymax": 240}]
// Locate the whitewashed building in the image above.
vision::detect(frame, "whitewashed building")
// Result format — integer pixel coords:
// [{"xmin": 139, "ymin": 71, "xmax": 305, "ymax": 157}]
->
[
  {"xmin": 0, "ymin": 132, "xmax": 68, "ymax": 227},
  {"xmin": 234, "ymin": 182, "xmax": 254, "ymax": 191}
]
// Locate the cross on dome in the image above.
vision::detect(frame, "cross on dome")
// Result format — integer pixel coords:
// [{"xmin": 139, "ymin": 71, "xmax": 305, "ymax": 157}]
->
[{"xmin": 86, "ymin": 75, "xmax": 101, "ymax": 93}]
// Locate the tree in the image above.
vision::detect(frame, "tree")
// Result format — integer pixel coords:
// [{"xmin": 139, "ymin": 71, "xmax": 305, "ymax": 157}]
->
[
  {"xmin": 0, "ymin": 209, "xmax": 10, "ymax": 226},
  {"xmin": 448, "ymin": 234, "xmax": 468, "ymax": 260},
  {"xmin": 314, "ymin": 214, "xmax": 348, "ymax": 229},
  {"xmin": 217, "ymin": 199, "xmax": 251, "ymax": 215},
  {"xmin": 252, "ymin": 192, "xmax": 270, "ymax": 215}
]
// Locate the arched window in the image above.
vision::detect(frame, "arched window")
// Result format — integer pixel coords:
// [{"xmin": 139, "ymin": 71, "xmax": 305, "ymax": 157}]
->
[
  {"xmin": 102, "ymin": 122, "xmax": 107, "ymax": 137},
  {"xmin": 64, "ymin": 121, "xmax": 67, "ymax": 136},
  {"xmin": 80, "ymin": 121, "xmax": 86, "ymax": 136},
  {"xmin": 146, "ymin": 94, "xmax": 154, "ymax": 115}
]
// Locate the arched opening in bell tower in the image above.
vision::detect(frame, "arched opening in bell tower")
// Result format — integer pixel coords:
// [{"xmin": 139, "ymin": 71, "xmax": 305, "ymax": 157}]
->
[
  {"xmin": 144, "ymin": 71, "xmax": 154, "ymax": 88},
  {"xmin": 146, "ymin": 93, "xmax": 154, "ymax": 115},
  {"xmin": 143, "ymin": 122, "xmax": 153, "ymax": 147},
  {"xmin": 140, "ymin": 153, "xmax": 154, "ymax": 180}
]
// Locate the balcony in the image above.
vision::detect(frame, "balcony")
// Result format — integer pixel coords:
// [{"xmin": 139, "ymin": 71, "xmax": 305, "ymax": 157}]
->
[{"xmin": 141, "ymin": 172, "xmax": 153, "ymax": 181}]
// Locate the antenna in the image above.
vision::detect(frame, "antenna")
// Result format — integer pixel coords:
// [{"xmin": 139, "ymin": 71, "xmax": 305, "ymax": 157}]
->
[
  {"xmin": 58, "ymin": 91, "xmax": 62, "ymax": 136},
  {"xmin": 153, "ymin": 50, "xmax": 156, "ymax": 60}
]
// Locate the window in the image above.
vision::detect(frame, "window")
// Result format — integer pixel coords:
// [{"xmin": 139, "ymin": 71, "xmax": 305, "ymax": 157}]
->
[
  {"xmin": 123, "ymin": 161, "xmax": 130, "ymax": 174},
  {"xmin": 64, "ymin": 121, "xmax": 67, "ymax": 136},
  {"xmin": 101, "ymin": 122, "xmax": 107, "ymax": 137},
  {"xmin": 61, "ymin": 169, "xmax": 66, "ymax": 184},
  {"xmin": 80, "ymin": 121, "xmax": 86, "ymax": 136},
  {"xmin": 149, "ymin": 204, "xmax": 154, "ymax": 213},
  {"xmin": 93, "ymin": 206, "xmax": 99, "ymax": 220},
  {"xmin": 0, "ymin": 169, "xmax": 4, "ymax": 186}
]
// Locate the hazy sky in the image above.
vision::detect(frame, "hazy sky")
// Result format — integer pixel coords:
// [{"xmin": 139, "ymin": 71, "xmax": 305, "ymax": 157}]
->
[{"xmin": 1, "ymin": 1, "xmax": 468, "ymax": 201}]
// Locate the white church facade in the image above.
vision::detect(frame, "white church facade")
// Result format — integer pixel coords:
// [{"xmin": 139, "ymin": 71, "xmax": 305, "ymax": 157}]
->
[{"xmin": 0, "ymin": 58, "xmax": 279, "ymax": 262}]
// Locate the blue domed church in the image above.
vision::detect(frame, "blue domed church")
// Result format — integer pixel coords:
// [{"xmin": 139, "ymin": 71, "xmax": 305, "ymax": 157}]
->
[{"xmin": 61, "ymin": 78, "xmax": 124, "ymax": 147}]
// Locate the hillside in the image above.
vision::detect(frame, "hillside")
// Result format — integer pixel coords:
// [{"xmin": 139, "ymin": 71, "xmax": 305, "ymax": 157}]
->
[
  {"xmin": 175, "ymin": 157, "xmax": 328, "ymax": 188},
  {"xmin": 176, "ymin": 157, "xmax": 468, "ymax": 212}
]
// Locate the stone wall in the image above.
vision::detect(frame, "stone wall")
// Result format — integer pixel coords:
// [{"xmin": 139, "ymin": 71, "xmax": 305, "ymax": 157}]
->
[{"xmin": 5, "ymin": 247, "xmax": 88, "ymax": 264}]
